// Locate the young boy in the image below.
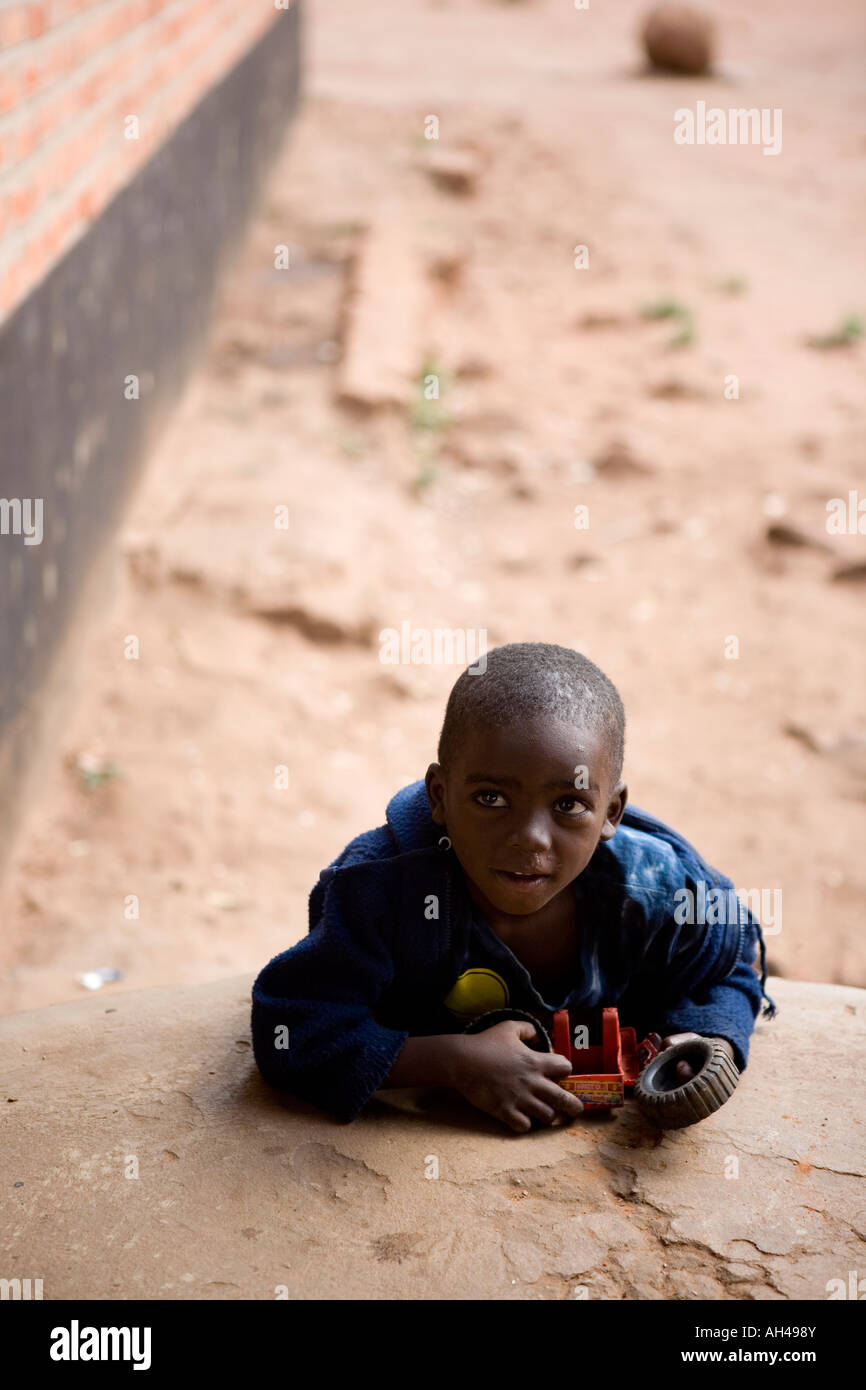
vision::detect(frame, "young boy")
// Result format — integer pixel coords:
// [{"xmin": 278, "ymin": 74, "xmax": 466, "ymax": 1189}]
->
[{"xmin": 251, "ymin": 643, "xmax": 775, "ymax": 1131}]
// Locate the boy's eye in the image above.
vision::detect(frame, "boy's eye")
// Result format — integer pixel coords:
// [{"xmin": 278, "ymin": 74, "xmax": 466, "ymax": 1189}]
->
[
  {"xmin": 473, "ymin": 790, "xmax": 508, "ymax": 808},
  {"xmin": 472, "ymin": 791, "xmax": 590, "ymax": 817}
]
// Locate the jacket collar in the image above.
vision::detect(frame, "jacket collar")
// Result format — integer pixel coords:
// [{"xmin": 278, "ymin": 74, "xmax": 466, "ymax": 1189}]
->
[{"xmin": 385, "ymin": 779, "xmax": 441, "ymax": 853}]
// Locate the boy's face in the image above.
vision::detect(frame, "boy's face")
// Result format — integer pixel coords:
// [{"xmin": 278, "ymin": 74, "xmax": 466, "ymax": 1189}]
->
[{"xmin": 425, "ymin": 715, "xmax": 627, "ymax": 919}]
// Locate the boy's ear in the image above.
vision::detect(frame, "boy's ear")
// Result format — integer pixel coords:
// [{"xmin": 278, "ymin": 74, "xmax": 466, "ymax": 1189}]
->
[
  {"xmin": 599, "ymin": 781, "xmax": 628, "ymax": 841},
  {"xmin": 425, "ymin": 763, "xmax": 448, "ymax": 825}
]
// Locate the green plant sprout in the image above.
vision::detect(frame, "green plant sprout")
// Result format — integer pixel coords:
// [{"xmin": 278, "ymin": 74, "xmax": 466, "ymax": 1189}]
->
[
  {"xmin": 77, "ymin": 760, "xmax": 122, "ymax": 792},
  {"xmin": 807, "ymin": 314, "xmax": 863, "ymax": 350},
  {"xmin": 410, "ymin": 359, "xmax": 453, "ymax": 432},
  {"xmin": 640, "ymin": 298, "xmax": 697, "ymax": 349}
]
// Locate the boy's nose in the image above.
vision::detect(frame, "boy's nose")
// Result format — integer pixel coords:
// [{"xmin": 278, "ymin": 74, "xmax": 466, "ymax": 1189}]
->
[{"xmin": 508, "ymin": 814, "xmax": 553, "ymax": 853}]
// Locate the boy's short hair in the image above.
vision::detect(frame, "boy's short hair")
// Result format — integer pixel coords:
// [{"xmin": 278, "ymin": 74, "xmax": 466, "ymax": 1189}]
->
[{"xmin": 437, "ymin": 642, "xmax": 625, "ymax": 785}]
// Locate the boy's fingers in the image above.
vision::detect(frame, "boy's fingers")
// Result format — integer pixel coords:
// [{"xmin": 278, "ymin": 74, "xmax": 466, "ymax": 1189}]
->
[
  {"xmin": 662, "ymin": 1033, "xmax": 702, "ymax": 1084},
  {"xmin": 510, "ymin": 1084, "xmax": 583, "ymax": 1128},
  {"xmin": 531, "ymin": 1076, "xmax": 584, "ymax": 1116},
  {"xmin": 503, "ymin": 1107, "xmax": 533, "ymax": 1133},
  {"xmin": 521, "ymin": 1094, "xmax": 557, "ymax": 1125},
  {"xmin": 536, "ymin": 1051, "xmax": 573, "ymax": 1077},
  {"xmin": 510, "ymin": 1020, "xmax": 548, "ymax": 1049},
  {"xmin": 545, "ymin": 1082, "xmax": 584, "ymax": 1118}
]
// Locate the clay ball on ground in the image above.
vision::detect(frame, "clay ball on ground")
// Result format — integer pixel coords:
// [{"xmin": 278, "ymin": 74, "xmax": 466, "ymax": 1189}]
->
[{"xmin": 641, "ymin": 4, "xmax": 715, "ymax": 75}]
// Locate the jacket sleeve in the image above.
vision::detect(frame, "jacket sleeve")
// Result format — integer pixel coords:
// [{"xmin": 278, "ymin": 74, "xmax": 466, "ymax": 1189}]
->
[
  {"xmin": 659, "ymin": 908, "xmax": 766, "ymax": 1072},
  {"xmin": 251, "ymin": 865, "xmax": 409, "ymax": 1123}
]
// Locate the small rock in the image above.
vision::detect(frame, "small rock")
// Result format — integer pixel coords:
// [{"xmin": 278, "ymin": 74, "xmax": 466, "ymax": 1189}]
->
[
  {"xmin": 207, "ymin": 891, "xmax": 240, "ymax": 911},
  {"xmin": 373, "ymin": 672, "xmax": 414, "ymax": 700},
  {"xmin": 782, "ymin": 723, "xmax": 830, "ymax": 755},
  {"xmin": 647, "ymin": 377, "xmax": 703, "ymax": 399},
  {"xmin": 783, "ymin": 723, "xmax": 866, "ymax": 757},
  {"xmin": 446, "ymin": 431, "xmax": 537, "ymax": 483},
  {"xmin": 762, "ymin": 493, "xmax": 787, "ymax": 518},
  {"xmin": 510, "ymin": 480, "xmax": 538, "ymax": 501},
  {"xmin": 641, "ymin": 4, "xmax": 715, "ymax": 76},
  {"xmin": 455, "ymin": 355, "xmax": 494, "ymax": 381},
  {"xmin": 243, "ymin": 587, "xmax": 378, "ymax": 647},
  {"xmin": 123, "ymin": 538, "xmax": 163, "ymax": 588},
  {"xmin": 429, "ymin": 249, "xmax": 465, "ymax": 287},
  {"xmin": 423, "ymin": 149, "xmax": 483, "ymax": 197},
  {"xmin": 764, "ymin": 523, "xmax": 834, "ymax": 553},
  {"xmin": 575, "ymin": 312, "xmax": 627, "ymax": 331},
  {"xmin": 593, "ymin": 438, "xmax": 654, "ymax": 478},
  {"xmin": 831, "ymin": 560, "xmax": 866, "ymax": 583}
]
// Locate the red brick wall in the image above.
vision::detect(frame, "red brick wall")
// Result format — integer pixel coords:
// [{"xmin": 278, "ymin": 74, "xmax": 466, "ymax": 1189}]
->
[{"xmin": 0, "ymin": 0, "xmax": 291, "ymax": 322}]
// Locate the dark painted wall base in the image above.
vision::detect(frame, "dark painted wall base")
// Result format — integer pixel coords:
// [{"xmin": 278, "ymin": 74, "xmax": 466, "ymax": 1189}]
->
[{"xmin": 0, "ymin": 4, "xmax": 303, "ymax": 884}]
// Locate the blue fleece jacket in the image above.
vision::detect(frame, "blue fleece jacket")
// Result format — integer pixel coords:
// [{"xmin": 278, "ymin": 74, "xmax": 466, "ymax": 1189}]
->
[{"xmin": 251, "ymin": 780, "xmax": 776, "ymax": 1122}]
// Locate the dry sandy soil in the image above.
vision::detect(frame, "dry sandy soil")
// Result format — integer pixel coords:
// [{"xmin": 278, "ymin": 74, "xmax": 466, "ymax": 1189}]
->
[{"xmin": 1, "ymin": 0, "xmax": 864, "ymax": 1011}]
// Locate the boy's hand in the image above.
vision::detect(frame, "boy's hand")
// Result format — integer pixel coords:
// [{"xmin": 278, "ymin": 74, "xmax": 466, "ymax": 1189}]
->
[
  {"xmin": 452, "ymin": 1020, "xmax": 584, "ymax": 1133},
  {"xmin": 661, "ymin": 1032, "xmax": 736, "ymax": 1083}
]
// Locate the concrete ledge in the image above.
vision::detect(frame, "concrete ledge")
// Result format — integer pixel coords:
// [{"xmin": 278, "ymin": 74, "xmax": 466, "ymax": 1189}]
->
[{"xmin": 1, "ymin": 975, "xmax": 863, "ymax": 1300}]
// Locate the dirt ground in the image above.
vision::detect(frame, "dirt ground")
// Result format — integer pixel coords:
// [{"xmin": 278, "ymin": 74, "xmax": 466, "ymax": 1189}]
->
[{"xmin": 1, "ymin": 0, "xmax": 864, "ymax": 1012}]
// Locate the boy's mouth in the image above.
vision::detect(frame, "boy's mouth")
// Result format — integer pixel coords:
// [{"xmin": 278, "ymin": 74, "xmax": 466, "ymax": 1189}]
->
[{"xmin": 492, "ymin": 868, "xmax": 552, "ymax": 893}]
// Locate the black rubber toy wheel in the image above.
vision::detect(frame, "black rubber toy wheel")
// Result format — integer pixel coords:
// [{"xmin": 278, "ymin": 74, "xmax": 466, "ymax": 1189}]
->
[{"xmin": 634, "ymin": 1037, "xmax": 739, "ymax": 1128}]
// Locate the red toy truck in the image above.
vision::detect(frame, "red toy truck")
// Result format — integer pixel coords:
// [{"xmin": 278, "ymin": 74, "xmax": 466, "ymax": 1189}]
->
[
  {"xmin": 552, "ymin": 1006, "xmax": 661, "ymax": 1109},
  {"xmin": 550, "ymin": 1005, "xmax": 740, "ymax": 1128},
  {"xmin": 464, "ymin": 1005, "xmax": 740, "ymax": 1128}
]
